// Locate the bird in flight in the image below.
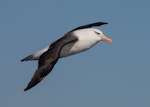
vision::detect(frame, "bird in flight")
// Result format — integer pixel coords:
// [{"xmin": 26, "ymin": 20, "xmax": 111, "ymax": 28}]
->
[{"xmin": 21, "ymin": 22, "xmax": 112, "ymax": 91}]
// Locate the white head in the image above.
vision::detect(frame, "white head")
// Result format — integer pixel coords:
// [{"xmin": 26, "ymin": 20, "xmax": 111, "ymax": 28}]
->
[{"xmin": 92, "ymin": 28, "xmax": 112, "ymax": 44}]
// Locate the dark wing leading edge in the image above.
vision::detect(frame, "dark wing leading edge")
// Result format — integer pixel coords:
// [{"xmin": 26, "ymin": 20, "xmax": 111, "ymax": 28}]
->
[
  {"xmin": 24, "ymin": 33, "xmax": 78, "ymax": 91},
  {"xmin": 71, "ymin": 22, "xmax": 108, "ymax": 32}
]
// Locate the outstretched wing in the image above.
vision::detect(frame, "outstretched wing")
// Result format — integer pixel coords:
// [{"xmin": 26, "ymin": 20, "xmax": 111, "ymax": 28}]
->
[
  {"xmin": 71, "ymin": 22, "xmax": 108, "ymax": 32},
  {"xmin": 24, "ymin": 33, "xmax": 78, "ymax": 91}
]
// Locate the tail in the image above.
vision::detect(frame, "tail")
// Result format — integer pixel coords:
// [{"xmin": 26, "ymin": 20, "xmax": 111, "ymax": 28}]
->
[{"xmin": 21, "ymin": 54, "xmax": 34, "ymax": 62}]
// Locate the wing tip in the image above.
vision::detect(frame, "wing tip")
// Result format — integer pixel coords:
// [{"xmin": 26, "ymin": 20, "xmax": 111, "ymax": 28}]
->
[
  {"xmin": 95, "ymin": 22, "xmax": 108, "ymax": 26},
  {"xmin": 24, "ymin": 84, "xmax": 33, "ymax": 91},
  {"xmin": 20, "ymin": 54, "xmax": 34, "ymax": 62},
  {"xmin": 71, "ymin": 21, "xmax": 108, "ymax": 32},
  {"xmin": 24, "ymin": 82, "xmax": 36, "ymax": 91},
  {"xmin": 24, "ymin": 74, "xmax": 44, "ymax": 91},
  {"xmin": 24, "ymin": 87, "xmax": 29, "ymax": 91}
]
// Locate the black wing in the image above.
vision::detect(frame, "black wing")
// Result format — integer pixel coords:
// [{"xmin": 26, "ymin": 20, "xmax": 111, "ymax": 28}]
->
[
  {"xmin": 24, "ymin": 33, "xmax": 78, "ymax": 91},
  {"xmin": 71, "ymin": 22, "xmax": 108, "ymax": 32}
]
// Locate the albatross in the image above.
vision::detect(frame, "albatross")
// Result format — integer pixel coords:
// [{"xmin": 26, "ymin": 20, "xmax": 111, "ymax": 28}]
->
[{"xmin": 21, "ymin": 22, "xmax": 112, "ymax": 91}]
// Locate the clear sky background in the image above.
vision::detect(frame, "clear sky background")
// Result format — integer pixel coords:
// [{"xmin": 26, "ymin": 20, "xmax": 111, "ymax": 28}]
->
[{"xmin": 1, "ymin": 0, "xmax": 150, "ymax": 107}]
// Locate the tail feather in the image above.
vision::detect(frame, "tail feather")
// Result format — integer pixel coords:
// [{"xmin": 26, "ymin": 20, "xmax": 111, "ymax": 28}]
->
[{"xmin": 21, "ymin": 55, "xmax": 34, "ymax": 62}]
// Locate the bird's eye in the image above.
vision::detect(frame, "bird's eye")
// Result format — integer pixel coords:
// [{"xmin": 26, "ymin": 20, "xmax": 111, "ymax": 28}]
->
[{"xmin": 94, "ymin": 31, "xmax": 100, "ymax": 35}]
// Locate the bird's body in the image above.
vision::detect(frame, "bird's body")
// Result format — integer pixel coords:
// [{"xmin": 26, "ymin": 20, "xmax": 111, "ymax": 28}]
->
[
  {"xmin": 21, "ymin": 22, "xmax": 112, "ymax": 91},
  {"xmin": 24, "ymin": 28, "xmax": 102, "ymax": 60}
]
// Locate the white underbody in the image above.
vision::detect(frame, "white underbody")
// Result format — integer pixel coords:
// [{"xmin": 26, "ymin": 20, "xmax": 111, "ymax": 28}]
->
[{"xmin": 33, "ymin": 28, "xmax": 102, "ymax": 60}]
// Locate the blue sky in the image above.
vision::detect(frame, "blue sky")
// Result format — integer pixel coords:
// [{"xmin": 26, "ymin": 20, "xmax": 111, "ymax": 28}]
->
[{"xmin": 1, "ymin": 0, "xmax": 150, "ymax": 107}]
